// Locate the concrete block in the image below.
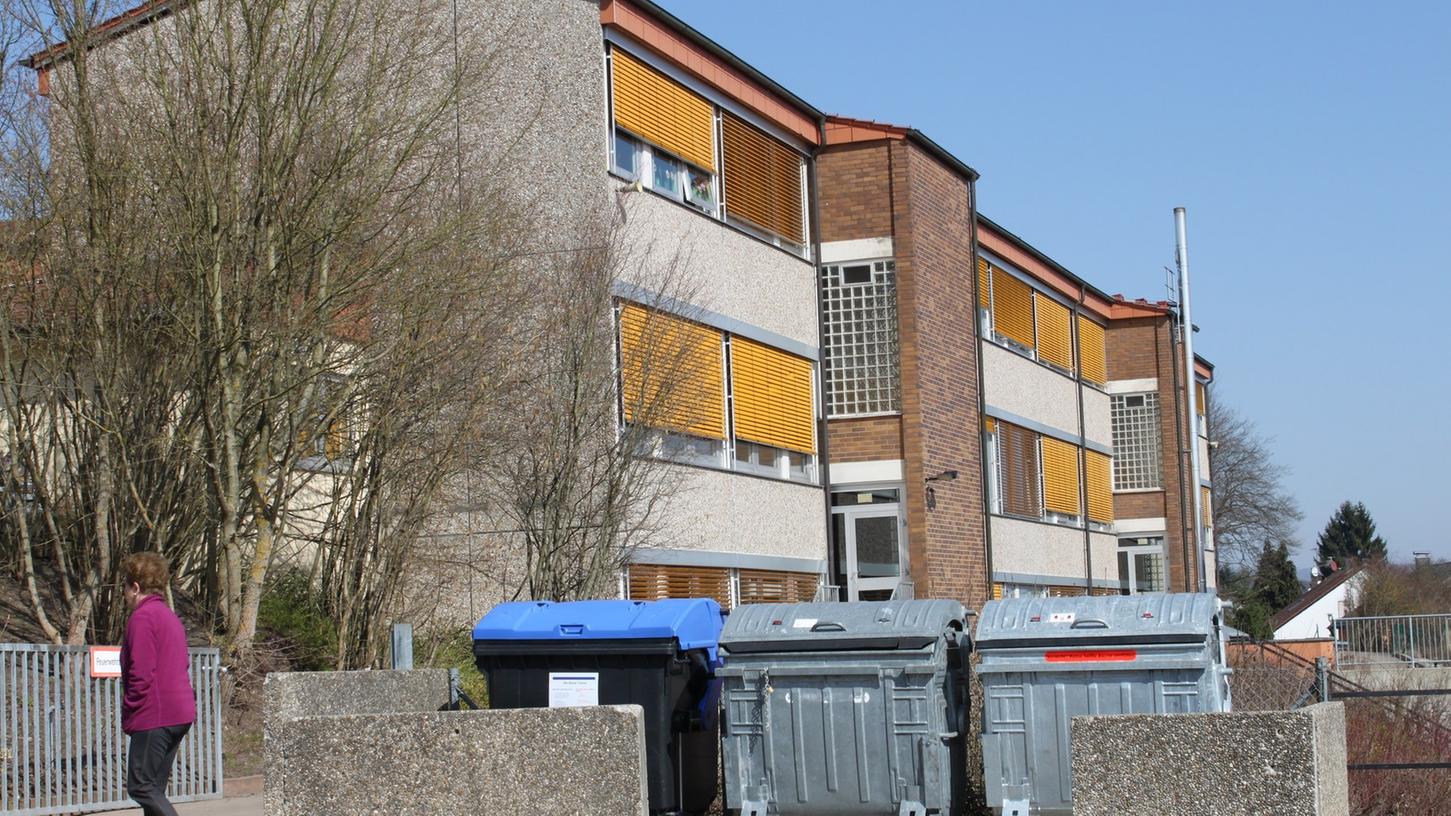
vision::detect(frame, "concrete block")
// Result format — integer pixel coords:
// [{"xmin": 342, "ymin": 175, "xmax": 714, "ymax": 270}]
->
[
  {"xmin": 265, "ymin": 705, "xmax": 648, "ymax": 816},
  {"xmin": 1071, "ymin": 702, "xmax": 1348, "ymax": 816},
  {"xmin": 263, "ymin": 668, "xmax": 450, "ymax": 734}
]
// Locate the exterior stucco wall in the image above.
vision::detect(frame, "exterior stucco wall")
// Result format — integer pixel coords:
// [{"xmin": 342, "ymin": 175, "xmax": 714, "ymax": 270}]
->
[
  {"xmin": 1081, "ymin": 386, "xmax": 1111, "ymax": 449},
  {"xmin": 991, "ymin": 516, "xmax": 1107, "ymax": 583},
  {"xmin": 653, "ymin": 465, "xmax": 825, "ymax": 563},
  {"xmin": 613, "ymin": 190, "xmax": 818, "ymax": 348},
  {"xmin": 982, "ymin": 343, "xmax": 1079, "ymax": 438}
]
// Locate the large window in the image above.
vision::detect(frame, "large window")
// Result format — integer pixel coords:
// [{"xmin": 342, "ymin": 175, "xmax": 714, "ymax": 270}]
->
[
  {"xmin": 608, "ymin": 47, "xmax": 808, "ymax": 255},
  {"xmin": 986, "ymin": 417, "xmax": 1114, "ymax": 529},
  {"xmin": 977, "ymin": 257, "xmax": 1107, "ymax": 386},
  {"xmin": 617, "ymin": 302, "xmax": 817, "ymax": 484},
  {"xmin": 1118, "ymin": 537, "xmax": 1167, "ymax": 593},
  {"xmin": 626, "ymin": 563, "xmax": 819, "ymax": 609},
  {"xmin": 821, "ymin": 260, "xmax": 899, "ymax": 416},
  {"xmin": 1110, "ymin": 392, "xmax": 1162, "ymax": 490}
]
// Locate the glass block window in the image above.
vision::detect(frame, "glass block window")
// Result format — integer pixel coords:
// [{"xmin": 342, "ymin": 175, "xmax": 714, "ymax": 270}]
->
[
  {"xmin": 1110, "ymin": 392, "xmax": 1162, "ymax": 490},
  {"xmin": 821, "ymin": 260, "xmax": 899, "ymax": 416}
]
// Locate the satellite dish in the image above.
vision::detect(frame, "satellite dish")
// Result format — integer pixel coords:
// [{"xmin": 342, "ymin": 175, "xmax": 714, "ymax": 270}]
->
[{"xmin": 1311, "ymin": 565, "xmax": 1322, "ymax": 580}]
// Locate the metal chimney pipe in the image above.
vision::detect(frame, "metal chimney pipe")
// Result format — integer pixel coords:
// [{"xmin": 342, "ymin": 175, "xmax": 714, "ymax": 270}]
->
[{"xmin": 1175, "ymin": 207, "xmax": 1209, "ymax": 592}]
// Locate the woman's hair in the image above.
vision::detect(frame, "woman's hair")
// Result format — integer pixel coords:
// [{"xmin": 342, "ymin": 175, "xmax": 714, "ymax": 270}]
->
[{"xmin": 122, "ymin": 552, "xmax": 171, "ymax": 595}]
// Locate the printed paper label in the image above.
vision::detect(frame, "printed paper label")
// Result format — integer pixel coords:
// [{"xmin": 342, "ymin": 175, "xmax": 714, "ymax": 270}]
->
[
  {"xmin": 792, "ymin": 618, "xmax": 819, "ymax": 629},
  {"xmin": 548, "ymin": 672, "xmax": 599, "ymax": 708},
  {"xmin": 89, "ymin": 646, "xmax": 122, "ymax": 678}
]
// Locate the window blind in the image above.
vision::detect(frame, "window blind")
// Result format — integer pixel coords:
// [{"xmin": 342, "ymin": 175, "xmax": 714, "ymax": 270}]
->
[
  {"xmin": 1035, "ymin": 295, "xmax": 1074, "ymax": 371},
  {"xmin": 1196, "ymin": 382, "xmax": 1207, "ymax": 416},
  {"xmin": 1077, "ymin": 315, "xmax": 1107, "ymax": 385},
  {"xmin": 998, "ymin": 421, "xmax": 1041, "ymax": 518},
  {"xmin": 738, "ymin": 569, "xmax": 818, "ymax": 605},
  {"xmin": 1085, "ymin": 449, "xmax": 1114, "ymax": 523},
  {"xmin": 618, "ymin": 303, "xmax": 726, "ymax": 439},
  {"xmin": 991, "ymin": 268, "xmax": 1035, "ymax": 349},
  {"xmin": 1041, "ymin": 436, "xmax": 1082, "ymax": 516},
  {"xmin": 977, "ymin": 257, "xmax": 991, "ymax": 310},
  {"xmin": 722, "ymin": 112, "xmax": 804, "ymax": 243},
  {"xmin": 627, "ymin": 563, "xmax": 732, "ymax": 610},
  {"xmin": 729, "ymin": 336, "xmax": 815, "ymax": 454},
  {"xmin": 610, "ymin": 49, "xmax": 716, "ymax": 172},
  {"xmin": 1202, "ymin": 486, "xmax": 1212, "ymax": 528}
]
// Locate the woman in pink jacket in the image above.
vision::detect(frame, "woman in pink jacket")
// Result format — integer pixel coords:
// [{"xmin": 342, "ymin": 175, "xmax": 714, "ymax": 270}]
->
[{"xmin": 120, "ymin": 552, "xmax": 196, "ymax": 816}]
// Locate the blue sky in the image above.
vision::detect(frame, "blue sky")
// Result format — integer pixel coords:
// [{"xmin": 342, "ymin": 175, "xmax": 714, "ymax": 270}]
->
[{"xmin": 659, "ymin": 0, "xmax": 1451, "ymax": 564}]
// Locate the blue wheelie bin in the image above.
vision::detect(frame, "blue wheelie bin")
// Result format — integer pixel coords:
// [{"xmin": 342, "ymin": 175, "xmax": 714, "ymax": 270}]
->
[{"xmin": 473, "ymin": 599, "xmax": 725, "ymax": 815}]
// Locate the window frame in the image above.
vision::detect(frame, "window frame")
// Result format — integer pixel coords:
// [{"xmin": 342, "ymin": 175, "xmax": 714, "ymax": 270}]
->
[
  {"xmin": 605, "ymin": 45, "xmax": 810, "ymax": 259},
  {"xmin": 821, "ymin": 259, "xmax": 901, "ymax": 418},
  {"xmin": 1110, "ymin": 391, "xmax": 1164, "ymax": 492},
  {"xmin": 1118, "ymin": 536, "xmax": 1168, "ymax": 594}
]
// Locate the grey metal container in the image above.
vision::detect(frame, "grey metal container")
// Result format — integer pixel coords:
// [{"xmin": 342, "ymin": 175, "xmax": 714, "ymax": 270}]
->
[
  {"xmin": 718, "ymin": 600, "xmax": 970, "ymax": 816},
  {"xmin": 974, "ymin": 592, "xmax": 1231, "ymax": 816}
]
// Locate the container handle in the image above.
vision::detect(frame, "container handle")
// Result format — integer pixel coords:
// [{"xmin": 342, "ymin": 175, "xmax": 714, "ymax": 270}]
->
[
  {"xmin": 811, "ymin": 622, "xmax": 846, "ymax": 632},
  {"xmin": 558, "ymin": 624, "xmax": 585, "ymax": 636},
  {"xmin": 1070, "ymin": 618, "xmax": 1108, "ymax": 629}
]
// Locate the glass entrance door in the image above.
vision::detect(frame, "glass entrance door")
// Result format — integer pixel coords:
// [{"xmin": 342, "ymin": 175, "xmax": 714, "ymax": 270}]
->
[{"xmin": 832, "ymin": 506, "xmax": 905, "ymax": 601}]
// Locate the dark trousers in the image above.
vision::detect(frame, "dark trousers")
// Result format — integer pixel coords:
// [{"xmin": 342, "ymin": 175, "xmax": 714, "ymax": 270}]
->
[{"xmin": 127, "ymin": 723, "xmax": 191, "ymax": 816}]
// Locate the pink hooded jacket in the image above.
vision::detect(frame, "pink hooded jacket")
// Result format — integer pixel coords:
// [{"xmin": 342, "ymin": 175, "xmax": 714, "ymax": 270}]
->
[{"xmin": 120, "ymin": 594, "xmax": 196, "ymax": 734}]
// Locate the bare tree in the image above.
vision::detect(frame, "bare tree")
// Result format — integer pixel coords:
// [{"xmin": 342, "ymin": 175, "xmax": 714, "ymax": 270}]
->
[{"xmin": 1208, "ymin": 395, "xmax": 1304, "ymax": 570}]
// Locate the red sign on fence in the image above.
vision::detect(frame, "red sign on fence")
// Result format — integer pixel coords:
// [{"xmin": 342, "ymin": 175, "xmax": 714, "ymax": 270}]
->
[{"xmin": 89, "ymin": 645, "xmax": 122, "ymax": 678}]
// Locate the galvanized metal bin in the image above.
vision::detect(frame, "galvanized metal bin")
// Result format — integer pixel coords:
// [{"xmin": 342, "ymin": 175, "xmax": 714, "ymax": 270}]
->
[
  {"xmin": 718, "ymin": 600, "xmax": 970, "ymax": 816},
  {"xmin": 975, "ymin": 592, "xmax": 1231, "ymax": 816}
]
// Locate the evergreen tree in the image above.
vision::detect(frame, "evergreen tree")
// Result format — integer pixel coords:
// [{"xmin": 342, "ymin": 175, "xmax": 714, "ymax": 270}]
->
[
  {"xmin": 1314, "ymin": 501, "xmax": 1388, "ymax": 564},
  {"xmin": 1252, "ymin": 540, "xmax": 1303, "ymax": 613},
  {"xmin": 1229, "ymin": 599, "xmax": 1273, "ymax": 641}
]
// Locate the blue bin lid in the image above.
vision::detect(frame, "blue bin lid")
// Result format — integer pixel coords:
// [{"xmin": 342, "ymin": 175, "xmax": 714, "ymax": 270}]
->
[{"xmin": 473, "ymin": 598, "xmax": 724, "ymax": 662}]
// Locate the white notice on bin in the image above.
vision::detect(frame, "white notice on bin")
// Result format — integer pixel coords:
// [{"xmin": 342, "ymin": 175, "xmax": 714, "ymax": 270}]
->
[{"xmin": 548, "ymin": 672, "xmax": 599, "ymax": 708}]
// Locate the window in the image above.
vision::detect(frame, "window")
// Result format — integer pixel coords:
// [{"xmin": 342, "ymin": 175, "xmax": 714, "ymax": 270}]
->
[
  {"xmin": 821, "ymin": 260, "xmax": 899, "ymax": 416},
  {"xmin": 626, "ymin": 563, "xmax": 820, "ymax": 609},
  {"xmin": 977, "ymin": 257, "xmax": 1107, "ymax": 386},
  {"xmin": 617, "ymin": 301, "xmax": 817, "ymax": 484},
  {"xmin": 1118, "ymin": 537, "xmax": 1167, "ymax": 593},
  {"xmin": 1111, "ymin": 392, "xmax": 1162, "ymax": 490},
  {"xmin": 608, "ymin": 47, "xmax": 807, "ymax": 254},
  {"xmin": 298, "ymin": 376, "xmax": 353, "ymax": 465},
  {"xmin": 988, "ymin": 417, "xmax": 1115, "ymax": 528},
  {"xmin": 1195, "ymin": 380, "xmax": 1209, "ymax": 437}
]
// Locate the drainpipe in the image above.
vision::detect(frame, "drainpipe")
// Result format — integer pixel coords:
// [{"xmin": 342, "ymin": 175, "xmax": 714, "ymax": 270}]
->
[
  {"xmin": 811, "ymin": 118, "xmax": 835, "ymax": 600},
  {"xmin": 1167, "ymin": 303, "xmax": 1193, "ymax": 592},
  {"xmin": 969, "ymin": 197, "xmax": 993, "ymax": 603},
  {"xmin": 1073, "ymin": 289, "xmax": 1092, "ymax": 595},
  {"xmin": 1175, "ymin": 207, "xmax": 1208, "ymax": 592}
]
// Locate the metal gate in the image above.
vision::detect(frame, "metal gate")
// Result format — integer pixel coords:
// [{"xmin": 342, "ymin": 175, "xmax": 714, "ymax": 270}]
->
[{"xmin": 1, "ymin": 644, "xmax": 224, "ymax": 815}]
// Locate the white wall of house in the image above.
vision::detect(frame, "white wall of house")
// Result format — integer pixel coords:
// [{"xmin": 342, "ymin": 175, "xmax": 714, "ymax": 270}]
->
[{"xmin": 1274, "ymin": 574, "xmax": 1365, "ymax": 640}]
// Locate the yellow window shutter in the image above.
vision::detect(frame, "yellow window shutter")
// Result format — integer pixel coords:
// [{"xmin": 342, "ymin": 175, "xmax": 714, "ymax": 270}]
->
[
  {"xmin": 618, "ymin": 304, "xmax": 726, "ymax": 439},
  {"xmin": 992, "ymin": 582, "xmax": 1004, "ymax": 600},
  {"xmin": 722, "ymin": 112, "xmax": 805, "ymax": 244},
  {"xmin": 1077, "ymin": 315, "xmax": 1107, "ymax": 385},
  {"xmin": 611, "ymin": 49, "xmax": 716, "ymax": 172},
  {"xmin": 628, "ymin": 564, "xmax": 732, "ymax": 610},
  {"xmin": 991, "ymin": 269, "xmax": 1035, "ymax": 349},
  {"xmin": 977, "ymin": 258, "xmax": 991, "ymax": 310},
  {"xmin": 1035, "ymin": 295, "xmax": 1074, "ymax": 371},
  {"xmin": 984, "ymin": 416, "xmax": 997, "ymax": 434},
  {"xmin": 729, "ymin": 336, "xmax": 816, "ymax": 454},
  {"xmin": 1196, "ymin": 382, "xmax": 1206, "ymax": 416},
  {"xmin": 1085, "ymin": 449, "xmax": 1114, "ymax": 523},
  {"xmin": 1202, "ymin": 486, "xmax": 1212, "ymax": 528},
  {"xmin": 1041, "ymin": 437, "xmax": 1082, "ymax": 516}
]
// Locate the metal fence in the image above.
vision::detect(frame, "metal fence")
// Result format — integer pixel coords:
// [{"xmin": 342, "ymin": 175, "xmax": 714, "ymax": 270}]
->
[
  {"xmin": 1335, "ymin": 613, "xmax": 1451, "ymax": 667},
  {"xmin": 1, "ymin": 644, "xmax": 224, "ymax": 816}
]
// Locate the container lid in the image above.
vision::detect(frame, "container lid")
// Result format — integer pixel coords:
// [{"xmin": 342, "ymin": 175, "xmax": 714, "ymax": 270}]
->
[
  {"xmin": 473, "ymin": 599, "xmax": 724, "ymax": 658},
  {"xmin": 974, "ymin": 593, "xmax": 1220, "ymax": 650},
  {"xmin": 719, "ymin": 600, "xmax": 968, "ymax": 653}
]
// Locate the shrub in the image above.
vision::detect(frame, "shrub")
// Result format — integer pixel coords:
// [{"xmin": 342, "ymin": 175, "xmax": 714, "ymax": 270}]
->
[{"xmin": 256, "ymin": 569, "xmax": 338, "ymax": 671}]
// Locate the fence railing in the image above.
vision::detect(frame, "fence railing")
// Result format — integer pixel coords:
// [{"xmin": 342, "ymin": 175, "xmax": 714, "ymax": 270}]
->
[
  {"xmin": 0, "ymin": 644, "xmax": 224, "ymax": 816},
  {"xmin": 1334, "ymin": 614, "xmax": 1451, "ymax": 668}
]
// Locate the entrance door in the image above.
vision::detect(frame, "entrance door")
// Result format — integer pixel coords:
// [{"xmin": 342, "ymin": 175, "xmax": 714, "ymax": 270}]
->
[{"xmin": 832, "ymin": 507, "xmax": 905, "ymax": 601}]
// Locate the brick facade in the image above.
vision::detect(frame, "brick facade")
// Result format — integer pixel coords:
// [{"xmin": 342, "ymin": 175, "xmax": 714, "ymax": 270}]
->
[
  {"xmin": 828, "ymin": 415, "xmax": 904, "ymax": 462},
  {"xmin": 819, "ymin": 138, "xmax": 988, "ymax": 610},
  {"xmin": 1106, "ymin": 314, "xmax": 1204, "ymax": 592}
]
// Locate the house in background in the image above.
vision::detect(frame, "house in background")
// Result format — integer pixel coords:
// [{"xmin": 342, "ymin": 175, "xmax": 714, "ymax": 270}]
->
[{"xmin": 1273, "ymin": 565, "xmax": 1366, "ymax": 640}]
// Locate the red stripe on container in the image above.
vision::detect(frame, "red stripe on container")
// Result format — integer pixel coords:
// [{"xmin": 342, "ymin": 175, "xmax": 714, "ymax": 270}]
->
[{"xmin": 1044, "ymin": 649, "xmax": 1137, "ymax": 663}]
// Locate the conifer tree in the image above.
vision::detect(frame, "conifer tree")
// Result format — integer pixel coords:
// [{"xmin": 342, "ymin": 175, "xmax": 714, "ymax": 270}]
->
[{"xmin": 1314, "ymin": 501, "xmax": 1388, "ymax": 564}]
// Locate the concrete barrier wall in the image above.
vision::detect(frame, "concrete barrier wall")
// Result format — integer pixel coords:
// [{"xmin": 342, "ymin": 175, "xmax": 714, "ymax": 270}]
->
[
  {"xmin": 1071, "ymin": 703, "xmax": 1348, "ymax": 816},
  {"xmin": 1341, "ymin": 665, "xmax": 1451, "ymax": 692},
  {"xmin": 263, "ymin": 668, "xmax": 451, "ymax": 733},
  {"xmin": 265, "ymin": 706, "xmax": 649, "ymax": 816}
]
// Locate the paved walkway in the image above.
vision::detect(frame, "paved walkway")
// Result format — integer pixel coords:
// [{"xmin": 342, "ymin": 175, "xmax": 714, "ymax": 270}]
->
[{"xmin": 110, "ymin": 795, "xmax": 263, "ymax": 816}]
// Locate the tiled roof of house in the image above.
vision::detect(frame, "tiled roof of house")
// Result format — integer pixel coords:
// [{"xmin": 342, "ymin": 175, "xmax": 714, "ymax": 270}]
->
[{"xmin": 1271, "ymin": 564, "xmax": 1364, "ymax": 631}]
